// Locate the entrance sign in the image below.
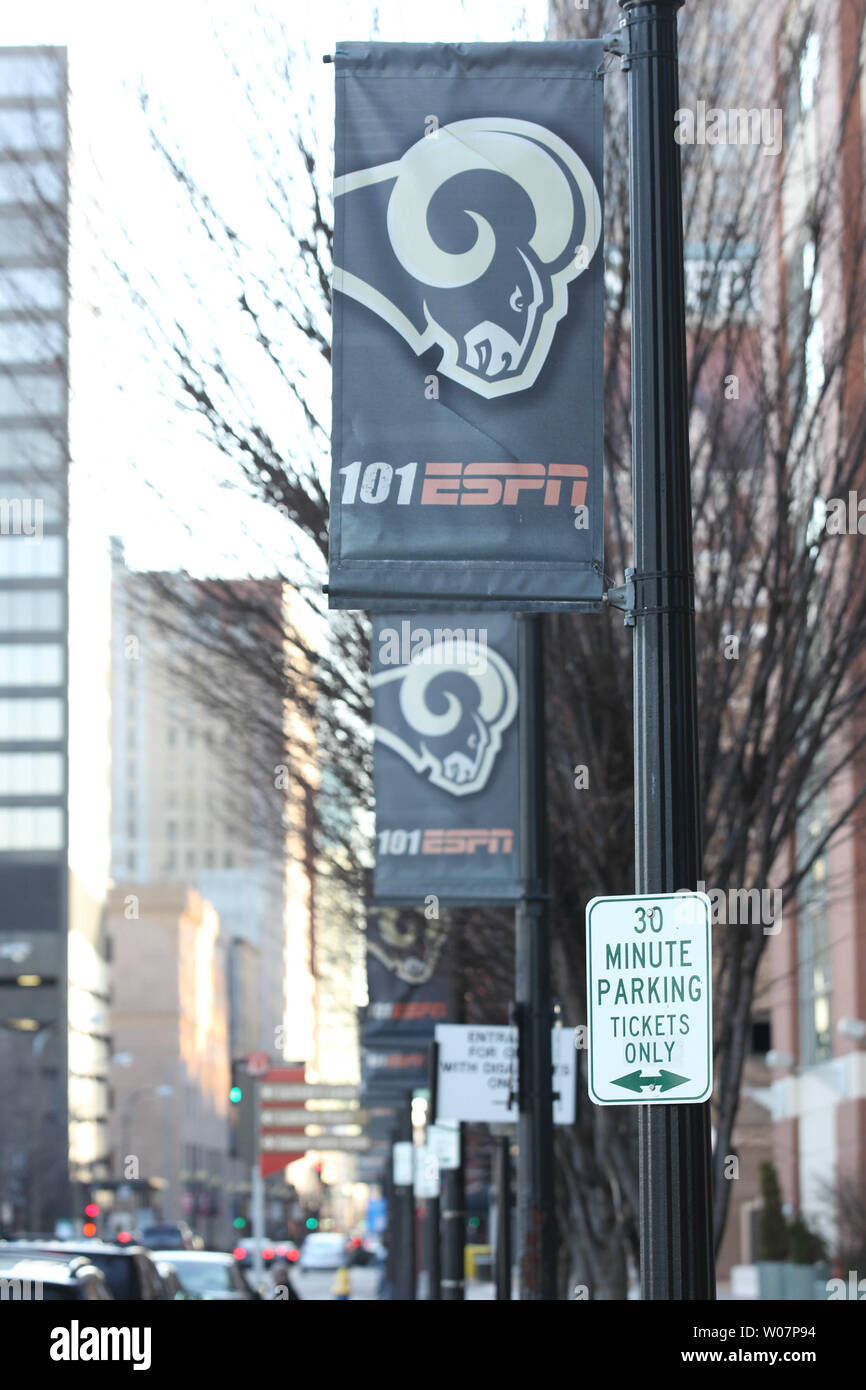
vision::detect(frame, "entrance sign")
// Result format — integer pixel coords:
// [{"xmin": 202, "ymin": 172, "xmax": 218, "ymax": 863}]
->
[
  {"xmin": 434, "ymin": 1023, "xmax": 576, "ymax": 1124},
  {"xmin": 585, "ymin": 893, "xmax": 713, "ymax": 1106},
  {"xmin": 373, "ymin": 614, "xmax": 520, "ymax": 903},
  {"xmin": 329, "ymin": 41, "xmax": 605, "ymax": 611}
]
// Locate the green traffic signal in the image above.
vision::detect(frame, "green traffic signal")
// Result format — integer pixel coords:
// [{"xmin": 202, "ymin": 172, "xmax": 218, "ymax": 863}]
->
[
  {"xmin": 233, "ymin": 1217, "xmax": 246, "ymax": 1230},
  {"xmin": 229, "ymin": 1085, "xmax": 242, "ymax": 1104},
  {"xmin": 305, "ymin": 1217, "xmax": 318, "ymax": 1231}
]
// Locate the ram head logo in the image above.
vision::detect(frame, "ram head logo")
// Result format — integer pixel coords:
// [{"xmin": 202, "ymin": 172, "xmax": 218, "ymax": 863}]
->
[
  {"xmin": 373, "ymin": 641, "xmax": 518, "ymax": 796},
  {"xmin": 334, "ymin": 117, "xmax": 601, "ymax": 399}
]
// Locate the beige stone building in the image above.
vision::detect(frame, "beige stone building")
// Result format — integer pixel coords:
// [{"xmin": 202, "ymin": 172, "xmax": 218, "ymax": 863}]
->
[{"xmin": 106, "ymin": 883, "xmax": 232, "ymax": 1247}]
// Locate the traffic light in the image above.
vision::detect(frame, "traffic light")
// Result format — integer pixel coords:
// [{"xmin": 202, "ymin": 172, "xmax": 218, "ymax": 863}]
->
[
  {"xmin": 228, "ymin": 1060, "xmax": 256, "ymax": 1164},
  {"xmin": 305, "ymin": 1216, "xmax": 318, "ymax": 1231}
]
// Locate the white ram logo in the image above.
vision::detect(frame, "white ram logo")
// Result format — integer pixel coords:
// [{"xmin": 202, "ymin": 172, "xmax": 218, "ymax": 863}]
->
[
  {"xmin": 373, "ymin": 640, "xmax": 518, "ymax": 796},
  {"xmin": 334, "ymin": 117, "xmax": 601, "ymax": 399}
]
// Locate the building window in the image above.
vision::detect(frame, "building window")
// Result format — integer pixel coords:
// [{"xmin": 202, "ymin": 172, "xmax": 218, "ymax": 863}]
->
[
  {"xmin": 186, "ymin": 851, "xmax": 195, "ymax": 869},
  {"xmin": 0, "ymin": 589, "xmax": 63, "ymax": 631},
  {"xmin": 0, "ymin": 805, "xmax": 63, "ymax": 850},
  {"xmin": 0, "ymin": 642, "xmax": 63, "ymax": 685},
  {"xmin": 799, "ymin": 32, "xmax": 819, "ymax": 115},
  {"xmin": 0, "ymin": 696, "xmax": 63, "ymax": 739},
  {"xmin": 0, "ymin": 160, "xmax": 64, "ymax": 206},
  {"xmin": 0, "ymin": 319, "xmax": 66, "ymax": 367},
  {"xmin": 797, "ymin": 786, "xmax": 832, "ymax": 1066},
  {"xmin": 167, "ymin": 726, "xmax": 177, "ymax": 747},
  {"xmin": 0, "ymin": 268, "xmax": 65, "ymax": 314},
  {"xmin": 0, "ymin": 54, "xmax": 63, "ymax": 99},
  {"xmin": 0, "ymin": 536, "xmax": 63, "ymax": 578},
  {"xmin": 166, "ymin": 820, "xmax": 177, "ymax": 841},
  {"xmin": 0, "ymin": 750, "xmax": 63, "ymax": 794},
  {"xmin": 0, "ymin": 426, "xmax": 64, "ymax": 471},
  {"xmin": 0, "ymin": 106, "xmax": 65, "ymax": 152},
  {"xmin": 0, "ymin": 372, "xmax": 65, "ymax": 417}
]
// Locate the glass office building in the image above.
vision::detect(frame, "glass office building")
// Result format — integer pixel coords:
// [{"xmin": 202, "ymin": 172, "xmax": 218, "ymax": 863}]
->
[{"xmin": 0, "ymin": 47, "xmax": 110, "ymax": 1231}]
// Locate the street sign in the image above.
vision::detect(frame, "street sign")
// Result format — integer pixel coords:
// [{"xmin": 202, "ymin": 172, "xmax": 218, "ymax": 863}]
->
[
  {"xmin": 245, "ymin": 1051, "xmax": 270, "ymax": 1076},
  {"xmin": 392, "ymin": 1141, "xmax": 414, "ymax": 1185},
  {"xmin": 434, "ymin": 1024, "xmax": 577, "ymax": 1124},
  {"xmin": 413, "ymin": 1145, "xmax": 440, "ymax": 1199},
  {"xmin": 259, "ymin": 1109, "xmax": 366, "ymax": 1129},
  {"xmin": 428, "ymin": 1120, "xmax": 460, "ymax": 1170},
  {"xmin": 256, "ymin": 1064, "xmax": 306, "ymax": 1178},
  {"xmin": 585, "ymin": 892, "xmax": 713, "ymax": 1106},
  {"xmin": 259, "ymin": 1082, "xmax": 359, "ymax": 1103},
  {"xmin": 260, "ymin": 1133, "xmax": 371, "ymax": 1154}
]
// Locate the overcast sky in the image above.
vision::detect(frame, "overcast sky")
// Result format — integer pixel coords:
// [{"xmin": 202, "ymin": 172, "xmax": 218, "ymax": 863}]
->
[{"xmin": 4, "ymin": 0, "xmax": 548, "ymax": 577}]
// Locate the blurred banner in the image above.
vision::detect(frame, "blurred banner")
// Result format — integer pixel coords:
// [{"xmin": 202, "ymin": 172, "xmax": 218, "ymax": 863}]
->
[
  {"xmin": 360, "ymin": 906, "xmax": 448, "ymax": 1114},
  {"xmin": 329, "ymin": 41, "xmax": 605, "ymax": 610},
  {"xmin": 372, "ymin": 613, "xmax": 521, "ymax": 903}
]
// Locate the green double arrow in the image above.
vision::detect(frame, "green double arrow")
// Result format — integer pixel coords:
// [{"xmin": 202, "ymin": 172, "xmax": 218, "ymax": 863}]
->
[{"xmin": 612, "ymin": 1069, "xmax": 689, "ymax": 1094}]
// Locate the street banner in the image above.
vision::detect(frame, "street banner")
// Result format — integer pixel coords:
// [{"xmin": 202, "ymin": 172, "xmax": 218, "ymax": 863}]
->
[
  {"xmin": 372, "ymin": 614, "xmax": 520, "ymax": 903},
  {"xmin": 361, "ymin": 905, "xmax": 446, "ymax": 1109},
  {"xmin": 363, "ymin": 910, "xmax": 449, "ymax": 1048},
  {"xmin": 329, "ymin": 41, "xmax": 605, "ymax": 610}
]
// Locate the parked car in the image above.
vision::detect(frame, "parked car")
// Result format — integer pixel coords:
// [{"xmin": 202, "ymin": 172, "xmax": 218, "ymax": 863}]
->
[
  {"xmin": 1, "ymin": 1240, "xmax": 168, "ymax": 1300},
  {"xmin": 0, "ymin": 1253, "xmax": 113, "ymax": 1301},
  {"xmin": 135, "ymin": 1221, "xmax": 198, "ymax": 1251},
  {"xmin": 298, "ymin": 1232, "xmax": 349, "ymax": 1272},
  {"xmin": 153, "ymin": 1249, "xmax": 260, "ymax": 1300},
  {"xmin": 154, "ymin": 1259, "xmax": 186, "ymax": 1300},
  {"xmin": 234, "ymin": 1238, "xmax": 298, "ymax": 1269}
]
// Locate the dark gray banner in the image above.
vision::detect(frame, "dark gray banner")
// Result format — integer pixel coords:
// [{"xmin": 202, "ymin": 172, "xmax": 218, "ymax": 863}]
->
[
  {"xmin": 372, "ymin": 613, "xmax": 520, "ymax": 903},
  {"xmin": 329, "ymin": 41, "xmax": 605, "ymax": 611}
]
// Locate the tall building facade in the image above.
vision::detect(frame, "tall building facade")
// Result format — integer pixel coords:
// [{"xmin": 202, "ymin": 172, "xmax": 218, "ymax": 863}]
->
[
  {"xmin": 0, "ymin": 46, "xmax": 112, "ymax": 1232},
  {"xmin": 109, "ymin": 543, "xmax": 299, "ymax": 1065}
]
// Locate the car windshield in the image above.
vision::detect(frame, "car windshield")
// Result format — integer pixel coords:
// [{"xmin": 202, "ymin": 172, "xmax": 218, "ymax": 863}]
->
[
  {"xmin": 80, "ymin": 1253, "xmax": 136, "ymax": 1300},
  {"xmin": 172, "ymin": 1260, "xmax": 235, "ymax": 1294},
  {"xmin": 140, "ymin": 1227, "xmax": 183, "ymax": 1246}
]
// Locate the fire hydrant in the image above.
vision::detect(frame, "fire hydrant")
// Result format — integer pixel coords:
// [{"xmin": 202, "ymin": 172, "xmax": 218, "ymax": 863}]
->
[{"xmin": 332, "ymin": 1265, "xmax": 351, "ymax": 1300}]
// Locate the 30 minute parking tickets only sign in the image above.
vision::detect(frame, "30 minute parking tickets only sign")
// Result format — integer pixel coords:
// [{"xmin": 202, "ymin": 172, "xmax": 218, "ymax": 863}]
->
[{"xmin": 585, "ymin": 892, "xmax": 713, "ymax": 1106}]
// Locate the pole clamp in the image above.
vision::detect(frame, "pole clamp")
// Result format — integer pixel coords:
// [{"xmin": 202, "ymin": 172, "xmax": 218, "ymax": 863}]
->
[
  {"xmin": 603, "ymin": 568, "xmax": 636, "ymax": 626},
  {"xmin": 605, "ymin": 568, "xmax": 695, "ymax": 626}
]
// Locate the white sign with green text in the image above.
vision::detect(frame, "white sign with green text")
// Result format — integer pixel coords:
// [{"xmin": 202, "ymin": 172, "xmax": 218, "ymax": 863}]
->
[{"xmin": 586, "ymin": 892, "xmax": 712, "ymax": 1105}]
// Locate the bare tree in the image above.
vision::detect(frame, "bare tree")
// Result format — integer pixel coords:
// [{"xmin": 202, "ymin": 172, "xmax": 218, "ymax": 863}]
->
[{"xmin": 104, "ymin": 3, "xmax": 866, "ymax": 1295}]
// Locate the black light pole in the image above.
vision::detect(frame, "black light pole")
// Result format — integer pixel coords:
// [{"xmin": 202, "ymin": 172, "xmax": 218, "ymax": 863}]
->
[
  {"xmin": 425, "ymin": 1042, "xmax": 441, "ymax": 1300},
  {"xmin": 394, "ymin": 1095, "xmax": 416, "ymax": 1300},
  {"xmin": 515, "ymin": 614, "xmax": 556, "ymax": 1300},
  {"xmin": 620, "ymin": 0, "xmax": 716, "ymax": 1300},
  {"xmin": 440, "ymin": 1129, "xmax": 465, "ymax": 1300},
  {"xmin": 494, "ymin": 1136, "xmax": 513, "ymax": 1300}
]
